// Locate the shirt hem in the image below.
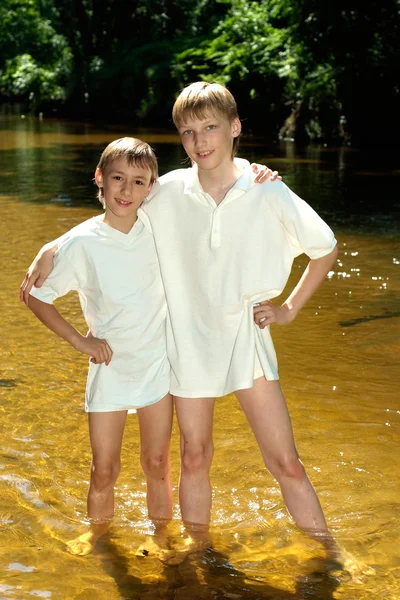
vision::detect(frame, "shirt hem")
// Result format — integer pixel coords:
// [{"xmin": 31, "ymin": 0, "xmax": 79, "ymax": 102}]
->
[
  {"xmin": 170, "ymin": 376, "xmax": 279, "ymax": 399},
  {"xmin": 85, "ymin": 384, "xmax": 170, "ymax": 412}
]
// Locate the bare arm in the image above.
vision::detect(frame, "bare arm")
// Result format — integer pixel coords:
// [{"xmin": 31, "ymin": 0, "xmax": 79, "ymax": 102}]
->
[
  {"xmin": 29, "ymin": 296, "xmax": 113, "ymax": 365},
  {"xmin": 254, "ymin": 245, "xmax": 339, "ymax": 327},
  {"xmin": 250, "ymin": 163, "xmax": 282, "ymax": 184},
  {"xmin": 235, "ymin": 157, "xmax": 282, "ymax": 183},
  {"xmin": 20, "ymin": 239, "xmax": 60, "ymax": 305}
]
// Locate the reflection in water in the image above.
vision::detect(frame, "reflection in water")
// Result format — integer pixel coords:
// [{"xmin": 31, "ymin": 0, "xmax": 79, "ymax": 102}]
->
[
  {"xmin": 63, "ymin": 533, "xmax": 343, "ymax": 600},
  {"xmin": 340, "ymin": 311, "xmax": 400, "ymax": 327},
  {"xmin": 0, "ymin": 379, "xmax": 19, "ymax": 388},
  {"xmin": 0, "ymin": 114, "xmax": 399, "ymax": 599}
]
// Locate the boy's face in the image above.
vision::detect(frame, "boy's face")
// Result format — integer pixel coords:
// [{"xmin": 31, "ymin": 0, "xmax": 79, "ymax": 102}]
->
[
  {"xmin": 95, "ymin": 159, "xmax": 153, "ymax": 222},
  {"xmin": 177, "ymin": 112, "xmax": 241, "ymax": 171}
]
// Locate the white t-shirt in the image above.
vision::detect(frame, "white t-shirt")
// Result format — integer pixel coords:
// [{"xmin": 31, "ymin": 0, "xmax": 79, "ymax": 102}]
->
[
  {"xmin": 30, "ymin": 215, "xmax": 170, "ymax": 412},
  {"xmin": 140, "ymin": 164, "xmax": 336, "ymax": 398}
]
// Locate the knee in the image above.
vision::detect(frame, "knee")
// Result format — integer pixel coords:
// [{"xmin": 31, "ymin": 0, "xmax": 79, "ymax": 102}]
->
[
  {"xmin": 91, "ymin": 459, "xmax": 120, "ymax": 491},
  {"xmin": 140, "ymin": 451, "xmax": 170, "ymax": 481},
  {"xmin": 181, "ymin": 442, "xmax": 213, "ymax": 476},
  {"xmin": 271, "ymin": 453, "xmax": 306, "ymax": 481}
]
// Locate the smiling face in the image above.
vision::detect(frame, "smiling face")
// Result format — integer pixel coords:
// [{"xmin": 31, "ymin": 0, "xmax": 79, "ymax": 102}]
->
[
  {"xmin": 95, "ymin": 158, "xmax": 153, "ymax": 232},
  {"xmin": 178, "ymin": 112, "xmax": 241, "ymax": 172}
]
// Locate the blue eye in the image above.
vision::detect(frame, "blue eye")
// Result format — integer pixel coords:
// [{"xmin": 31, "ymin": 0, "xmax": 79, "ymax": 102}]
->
[
  {"xmin": 182, "ymin": 130, "xmax": 192, "ymax": 136},
  {"xmin": 207, "ymin": 125, "xmax": 216, "ymax": 130}
]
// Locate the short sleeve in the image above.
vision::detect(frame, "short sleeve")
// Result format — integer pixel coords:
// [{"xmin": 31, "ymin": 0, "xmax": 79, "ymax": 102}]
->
[
  {"xmin": 273, "ymin": 181, "xmax": 337, "ymax": 260},
  {"xmin": 137, "ymin": 207, "xmax": 154, "ymax": 233},
  {"xmin": 29, "ymin": 241, "xmax": 80, "ymax": 305},
  {"xmin": 52, "ymin": 217, "xmax": 95, "ymax": 247}
]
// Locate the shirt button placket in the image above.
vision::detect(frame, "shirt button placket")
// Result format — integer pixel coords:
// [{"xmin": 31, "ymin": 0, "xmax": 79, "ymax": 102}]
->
[{"xmin": 211, "ymin": 209, "xmax": 221, "ymax": 248}]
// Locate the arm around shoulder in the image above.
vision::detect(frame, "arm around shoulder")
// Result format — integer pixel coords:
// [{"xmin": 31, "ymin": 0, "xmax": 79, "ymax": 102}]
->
[
  {"xmin": 19, "ymin": 218, "xmax": 96, "ymax": 306},
  {"xmin": 20, "ymin": 238, "xmax": 60, "ymax": 305}
]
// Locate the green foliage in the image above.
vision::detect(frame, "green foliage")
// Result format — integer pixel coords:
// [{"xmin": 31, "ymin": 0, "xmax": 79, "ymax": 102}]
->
[
  {"xmin": 0, "ymin": 0, "xmax": 72, "ymax": 106},
  {"xmin": 0, "ymin": 0, "xmax": 398, "ymax": 144},
  {"xmin": 172, "ymin": 0, "xmax": 291, "ymax": 134},
  {"xmin": 1, "ymin": 54, "xmax": 68, "ymax": 103},
  {"xmin": 171, "ymin": 0, "xmax": 342, "ymax": 139},
  {"xmin": 173, "ymin": 0, "xmax": 400, "ymax": 143},
  {"xmin": 174, "ymin": 0, "xmax": 288, "ymax": 83}
]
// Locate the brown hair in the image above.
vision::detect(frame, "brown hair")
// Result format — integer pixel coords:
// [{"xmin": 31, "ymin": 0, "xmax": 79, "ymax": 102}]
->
[
  {"xmin": 172, "ymin": 82, "xmax": 241, "ymax": 157},
  {"xmin": 96, "ymin": 137, "xmax": 158, "ymax": 205}
]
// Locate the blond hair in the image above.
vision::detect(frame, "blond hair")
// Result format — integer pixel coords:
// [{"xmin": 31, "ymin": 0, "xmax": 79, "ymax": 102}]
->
[
  {"xmin": 172, "ymin": 82, "xmax": 240, "ymax": 156},
  {"xmin": 96, "ymin": 137, "xmax": 158, "ymax": 205}
]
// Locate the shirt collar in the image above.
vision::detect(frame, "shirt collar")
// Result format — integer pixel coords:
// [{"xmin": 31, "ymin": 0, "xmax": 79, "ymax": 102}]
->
[
  {"xmin": 183, "ymin": 164, "xmax": 203, "ymax": 195},
  {"xmin": 183, "ymin": 161, "xmax": 256, "ymax": 196},
  {"xmin": 231, "ymin": 164, "xmax": 255, "ymax": 193}
]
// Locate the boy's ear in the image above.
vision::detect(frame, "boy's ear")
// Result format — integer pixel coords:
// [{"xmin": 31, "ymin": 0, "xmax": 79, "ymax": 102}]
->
[
  {"xmin": 94, "ymin": 168, "xmax": 103, "ymax": 187},
  {"xmin": 232, "ymin": 117, "xmax": 242, "ymax": 138},
  {"xmin": 146, "ymin": 181, "xmax": 155, "ymax": 196}
]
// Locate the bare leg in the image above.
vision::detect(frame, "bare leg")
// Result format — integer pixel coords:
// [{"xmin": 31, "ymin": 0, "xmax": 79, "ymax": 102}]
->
[
  {"xmin": 135, "ymin": 394, "xmax": 176, "ymax": 561},
  {"xmin": 237, "ymin": 379, "xmax": 377, "ymax": 580},
  {"xmin": 66, "ymin": 410, "xmax": 127, "ymax": 556},
  {"xmin": 235, "ymin": 378, "xmax": 327, "ymax": 532},
  {"xmin": 153, "ymin": 397, "xmax": 215, "ymax": 563},
  {"xmin": 137, "ymin": 393, "xmax": 173, "ymax": 522},
  {"xmin": 174, "ymin": 397, "xmax": 216, "ymax": 526}
]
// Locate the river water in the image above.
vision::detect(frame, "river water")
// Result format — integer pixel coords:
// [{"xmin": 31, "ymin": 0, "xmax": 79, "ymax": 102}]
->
[{"xmin": 0, "ymin": 114, "xmax": 399, "ymax": 599}]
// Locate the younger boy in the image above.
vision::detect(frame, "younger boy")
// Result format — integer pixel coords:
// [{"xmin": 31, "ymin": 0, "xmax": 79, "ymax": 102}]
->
[{"xmin": 28, "ymin": 137, "xmax": 172, "ymax": 555}]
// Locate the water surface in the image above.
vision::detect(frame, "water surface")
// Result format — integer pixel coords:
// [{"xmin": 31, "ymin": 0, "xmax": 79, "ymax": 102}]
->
[{"xmin": 0, "ymin": 114, "xmax": 399, "ymax": 599}]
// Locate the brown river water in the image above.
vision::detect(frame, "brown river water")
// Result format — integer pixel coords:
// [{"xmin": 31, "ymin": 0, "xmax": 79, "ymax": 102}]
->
[{"xmin": 0, "ymin": 113, "xmax": 399, "ymax": 599}]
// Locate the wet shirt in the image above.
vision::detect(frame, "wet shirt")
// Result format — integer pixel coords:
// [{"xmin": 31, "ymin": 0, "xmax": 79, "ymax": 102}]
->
[
  {"xmin": 30, "ymin": 215, "xmax": 170, "ymax": 411},
  {"xmin": 140, "ymin": 164, "xmax": 337, "ymax": 398}
]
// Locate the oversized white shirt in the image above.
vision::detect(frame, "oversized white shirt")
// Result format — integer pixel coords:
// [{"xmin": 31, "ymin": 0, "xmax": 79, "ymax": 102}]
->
[
  {"xmin": 140, "ymin": 164, "xmax": 336, "ymax": 398},
  {"xmin": 30, "ymin": 215, "xmax": 169, "ymax": 411}
]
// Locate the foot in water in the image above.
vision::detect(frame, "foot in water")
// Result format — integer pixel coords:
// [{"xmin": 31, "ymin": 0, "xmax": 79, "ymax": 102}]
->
[
  {"xmin": 136, "ymin": 535, "xmax": 178, "ymax": 564},
  {"xmin": 312, "ymin": 532, "xmax": 375, "ymax": 583},
  {"xmin": 66, "ymin": 522, "xmax": 110, "ymax": 556},
  {"xmin": 136, "ymin": 534, "xmax": 211, "ymax": 566},
  {"xmin": 164, "ymin": 535, "xmax": 211, "ymax": 566},
  {"xmin": 66, "ymin": 531, "xmax": 101, "ymax": 556},
  {"xmin": 338, "ymin": 548, "xmax": 376, "ymax": 584}
]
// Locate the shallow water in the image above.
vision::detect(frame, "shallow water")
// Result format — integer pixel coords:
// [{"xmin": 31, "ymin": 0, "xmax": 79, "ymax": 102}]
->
[{"xmin": 0, "ymin": 114, "xmax": 399, "ymax": 599}]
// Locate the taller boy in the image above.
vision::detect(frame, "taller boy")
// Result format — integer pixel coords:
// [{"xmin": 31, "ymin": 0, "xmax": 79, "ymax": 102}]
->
[{"xmin": 142, "ymin": 82, "xmax": 338, "ymax": 535}]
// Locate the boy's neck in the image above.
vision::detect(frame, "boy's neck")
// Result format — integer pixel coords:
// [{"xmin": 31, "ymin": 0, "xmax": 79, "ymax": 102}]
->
[
  {"xmin": 197, "ymin": 159, "xmax": 242, "ymax": 206},
  {"xmin": 101, "ymin": 211, "xmax": 138, "ymax": 234}
]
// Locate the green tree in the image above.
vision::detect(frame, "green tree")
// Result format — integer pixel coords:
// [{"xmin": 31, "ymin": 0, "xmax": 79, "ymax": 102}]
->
[
  {"xmin": 172, "ymin": 0, "xmax": 291, "ymax": 137},
  {"xmin": 44, "ymin": 0, "xmax": 228, "ymax": 119},
  {"xmin": 0, "ymin": 0, "xmax": 72, "ymax": 107},
  {"xmin": 172, "ymin": 0, "xmax": 400, "ymax": 144},
  {"xmin": 1, "ymin": 0, "xmax": 398, "ymax": 144},
  {"xmin": 287, "ymin": 0, "xmax": 400, "ymax": 145}
]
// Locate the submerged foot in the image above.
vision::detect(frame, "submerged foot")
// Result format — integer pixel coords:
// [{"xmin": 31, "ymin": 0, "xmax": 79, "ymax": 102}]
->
[
  {"xmin": 136, "ymin": 536, "xmax": 178, "ymax": 564},
  {"xmin": 66, "ymin": 531, "xmax": 99, "ymax": 556},
  {"xmin": 66, "ymin": 521, "xmax": 110, "ymax": 557},
  {"xmin": 162, "ymin": 535, "xmax": 212, "ymax": 566},
  {"xmin": 307, "ymin": 549, "xmax": 375, "ymax": 584},
  {"xmin": 308, "ymin": 531, "xmax": 375, "ymax": 583},
  {"xmin": 339, "ymin": 548, "xmax": 376, "ymax": 583}
]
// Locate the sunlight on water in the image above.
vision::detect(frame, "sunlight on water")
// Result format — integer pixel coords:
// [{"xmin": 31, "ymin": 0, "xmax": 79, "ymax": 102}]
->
[{"xmin": 0, "ymin": 115, "xmax": 399, "ymax": 599}]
